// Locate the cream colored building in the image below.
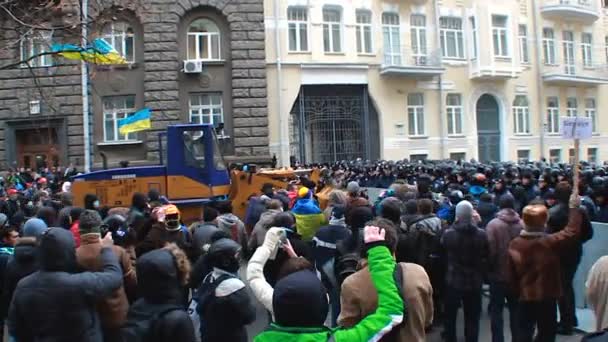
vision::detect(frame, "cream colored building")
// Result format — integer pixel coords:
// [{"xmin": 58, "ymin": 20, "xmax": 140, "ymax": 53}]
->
[{"xmin": 265, "ymin": 0, "xmax": 608, "ymax": 166}]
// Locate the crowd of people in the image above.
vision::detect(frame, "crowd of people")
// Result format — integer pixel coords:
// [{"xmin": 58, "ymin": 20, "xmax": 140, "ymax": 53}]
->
[{"xmin": 0, "ymin": 159, "xmax": 605, "ymax": 341}]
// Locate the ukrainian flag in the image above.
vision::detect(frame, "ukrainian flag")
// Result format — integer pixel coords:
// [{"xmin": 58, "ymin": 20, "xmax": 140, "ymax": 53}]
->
[
  {"xmin": 52, "ymin": 38, "xmax": 127, "ymax": 65},
  {"xmin": 118, "ymin": 108, "xmax": 152, "ymax": 135}
]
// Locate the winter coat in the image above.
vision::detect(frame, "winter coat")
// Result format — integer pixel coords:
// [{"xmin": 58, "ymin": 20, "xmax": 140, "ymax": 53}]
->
[
  {"xmin": 190, "ymin": 222, "xmax": 219, "ymax": 256},
  {"xmin": 264, "ymin": 228, "xmax": 313, "ymax": 287},
  {"xmin": 587, "ymin": 255, "xmax": 608, "ymax": 331},
  {"xmin": 292, "ymin": 198, "xmax": 327, "ymax": 241},
  {"xmin": 547, "ymin": 203, "xmax": 593, "ymax": 269},
  {"xmin": 255, "ymin": 244, "xmax": 405, "ymax": 342},
  {"xmin": 76, "ymin": 233, "xmax": 137, "ymax": 329},
  {"xmin": 217, "ymin": 213, "xmax": 248, "ymax": 254},
  {"xmin": 9, "ymin": 228, "xmax": 122, "ymax": 342},
  {"xmin": 197, "ymin": 268, "xmax": 256, "ymax": 342},
  {"xmin": 397, "ymin": 215, "xmax": 442, "ymax": 269},
  {"xmin": 339, "ymin": 261, "xmax": 433, "ymax": 342},
  {"xmin": 248, "ymin": 209, "xmax": 282, "ymax": 252},
  {"xmin": 122, "ymin": 249, "xmax": 195, "ymax": 342},
  {"xmin": 312, "ymin": 218, "xmax": 351, "ymax": 271},
  {"xmin": 70, "ymin": 221, "xmax": 81, "ymax": 247},
  {"xmin": 486, "ymin": 209, "xmax": 523, "ymax": 283},
  {"xmin": 247, "ymin": 228, "xmax": 283, "ymax": 315},
  {"xmin": 441, "ymin": 222, "xmax": 489, "ymax": 291},
  {"xmin": 0, "ymin": 238, "xmax": 38, "ymax": 318},
  {"xmin": 507, "ymin": 208, "xmax": 582, "ymax": 301}
]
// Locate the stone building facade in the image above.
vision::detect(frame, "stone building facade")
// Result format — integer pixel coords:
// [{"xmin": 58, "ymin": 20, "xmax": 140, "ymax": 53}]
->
[{"xmin": 0, "ymin": 0, "xmax": 268, "ymax": 170}]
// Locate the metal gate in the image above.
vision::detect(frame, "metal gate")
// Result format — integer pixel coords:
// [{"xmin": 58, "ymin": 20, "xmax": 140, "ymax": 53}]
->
[{"xmin": 294, "ymin": 86, "xmax": 371, "ymax": 163}]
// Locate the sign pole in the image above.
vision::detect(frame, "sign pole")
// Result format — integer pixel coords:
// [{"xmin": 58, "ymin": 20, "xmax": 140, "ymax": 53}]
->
[{"xmin": 573, "ymin": 138, "xmax": 580, "ymax": 197}]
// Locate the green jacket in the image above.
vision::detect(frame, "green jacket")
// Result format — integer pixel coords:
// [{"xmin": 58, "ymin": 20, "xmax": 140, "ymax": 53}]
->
[{"xmin": 254, "ymin": 244, "xmax": 405, "ymax": 342}]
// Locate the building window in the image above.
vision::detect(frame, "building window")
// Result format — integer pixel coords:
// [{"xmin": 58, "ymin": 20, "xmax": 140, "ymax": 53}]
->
[
  {"xmin": 543, "ymin": 28, "xmax": 556, "ymax": 65},
  {"xmin": 469, "ymin": 17, "xmax": 478, "ymax": 60},
  {"xmin": 410, "ymin": 154, "xmax": 428, "ymax": 162},
  {"xmin": 563, "ymin": 31, "xmax": 575, "ymax": 74},
  {"xmin": 446, "ymin": 93, "xmax": 463, "ymax": 135},
  {"xmin": 407, "ymin": 93, "xmax": 425, "ymax": 136},
  {"xmin": 492, "ymin": 15, "xmax": 509, "ymax": 57},
  {"xmin": 20, "ymin": 31, "xmax": 52, "ymax": 67},
  {"xmin": 323, "ymin": 7, "xmax": 342, "ymax": 53},
  {"xmin": 288, "ymin": 7, "xmax": 309, "ymax": 52},
  {"xmin": 549, "ymin": 149, "xmax": 562, "ymax": 164},
  {"xmin": 585, "ymin": 98, "xmax": 597, "ymax": 133},
  {"xmin": 518, "ymin": 24, "xmax": 529, "ymax": 63},
  {"xmin": 566, "ymin": 97, "xmax": 577, "ymax": 117},
  {"xmin": 103, "ymin": 96, "xmax": 136, "ymax": 142},
  {"xmin": 102, "ymin": 21, "xmax": 135, "ymax": 63},
  {"xmin": 411, "ymin": 14, "xmax": 427, "ymax": 65},
  {"xmin": 582, "ymin": 33, "xmax": 593, "ymax": 67},
  {"xmin": 356, "ymin": 10, "xmax": 372, "ymax": 54},
  {"xmin": 450, "ymin": 152, "xmax": 466, "ymax": 161},
  {"xmin": 187, "ymin": 18, "xmax": 221, "ymax": 61},
  {"xmin": 588, "ymin": 148, "xmax": 598, "ymax": 163},
  {"xmin": 189, "ymin": 93, "xmax": 223, "ymax": 125},
  {"xmin": 513, "ymin": 95, "xmax": 530, "ymax": 134},
  {"xmin": 382, "ymin": 12, "xmax": 401, "ymax": 65},
  {"xmin": 547, "ymin": 96, "xmax": 560, "ymax": 134},
  {"xmin": 517, "ymin": 150, "xmax": 531, "ymax": 162},
  {"xmin": 440, "ymin": 17, "xmax": 464, "ymax": 59}
]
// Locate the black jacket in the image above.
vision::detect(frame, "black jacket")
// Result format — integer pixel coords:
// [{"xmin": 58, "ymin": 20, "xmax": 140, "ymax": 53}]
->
[
  {"xmin": 122, "ymin": 249, "xmax": 195, "ymax": 342},
  {"xmin": 547, "ymin": 203, "xmax": 593, "ymax": 268},
  {"xmin": 441, "ymin": 221, "xmax": 489, "ymax": 291},
  {"xmin": 8, "ymin": 228, "xmax": 122, "ymax": 342},
  {"xmin": 1, "ymin": 238, "xmax": 38, "ymax": 318}
]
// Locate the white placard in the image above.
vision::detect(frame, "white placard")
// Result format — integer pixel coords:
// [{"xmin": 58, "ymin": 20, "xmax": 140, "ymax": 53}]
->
[{"xmin": 561, "ymin": 117, "xmax": 592, "ymax": 140}]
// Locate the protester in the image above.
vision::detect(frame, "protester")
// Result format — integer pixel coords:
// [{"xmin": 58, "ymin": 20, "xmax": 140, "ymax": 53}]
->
[
  {"xmin": 335, "ymin": 206, "xmax": 374, "ymax": 287},
  {"xmin": 291, "ymin": 187, "xmax": 326, "ymax": 241},
  {"xmin": 249, "ymin": 199, "xmax": 283, "ymax": 252},
  {"xmin": 8, "ymin": 228, "xmax": 122, "ymax": 342},
  {"xmin": 254, "ymin": 225, "xmax": 405, "ymax": 341},
  {"xmin": 485, "ymin": 194, "xmax": 523, "ymax": 342},
  {"xmin": 122, "ymin": 244, "xmax": 195, "ymax": 341},
  {"xmin": 441, "ymin": 200, "xmax": 489, "ymax": 342},
  {"xmin": 215, "ymin": 200, "xmax": 248, "ymax": 255},
  {"xmin": 547, "ymin": 181, "xmax": 593, "ymax": 335},
  {"xmin": 339, "ymin": 218, "xmax": 433, "ymax": 342},
  {"xmin": 507, "ymin": 189, "xmax": 583, "ymax": 341},
  {"xmin": 190, "ymin": 205, "xmax": 220, "ymax": 257},
  {"xmin": 196, "ymin": 238, "xmax": 256, "ymax": 342},
  {"xmin": 76, "ymin": 210, "xmax": 137, "ymax": 341}
]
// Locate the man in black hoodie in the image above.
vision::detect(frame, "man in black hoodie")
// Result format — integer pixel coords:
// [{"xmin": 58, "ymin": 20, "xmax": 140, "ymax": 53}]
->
[{"xmin": 8, "ymin": 228, "xmax": 122, "ymax": 342}]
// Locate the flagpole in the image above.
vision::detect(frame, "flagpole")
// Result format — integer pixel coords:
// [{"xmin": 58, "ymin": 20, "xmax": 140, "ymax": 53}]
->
[{"xmin": 81, "ymin": 0, "xmax": 91, "ymax": 172}]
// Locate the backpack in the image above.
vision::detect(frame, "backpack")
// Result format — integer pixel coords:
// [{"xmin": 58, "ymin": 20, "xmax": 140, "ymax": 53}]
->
[
  {"xmin": 121, "ymin": 305, "xmax": 182, "ymax": 342},
  {"xmin": 195, "ymin": 272, "xmax": 233, "ymax": 338}
]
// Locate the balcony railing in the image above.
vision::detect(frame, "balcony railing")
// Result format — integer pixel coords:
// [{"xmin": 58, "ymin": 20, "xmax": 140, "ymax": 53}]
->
[
  {"xmin": 540, "ymin": 0, "xmax": 599, "ymax": 23},
  {"xmin": 542, "ymin": 59, "xmax": 608, "ymax": 85},
  {"xmin": 380, "ymin": 47, "xmax": 444, "ymax": 77}
]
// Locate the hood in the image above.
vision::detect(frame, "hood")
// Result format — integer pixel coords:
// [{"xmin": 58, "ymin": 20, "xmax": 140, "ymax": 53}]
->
[
  {"xmin": 38, "ymin": 228, "xmax": 77, "ymax": 272},
  {"xmin": 14, "ymin": 238, "xmax": 37, "ymax": 263},
  {"xmin": 136, "ymin": 249, "xmax": 182, "ymax": 303},
  {"xmin": 292, "ymin": 198, "xmax": 322, "ymax": 215},
  {"xmin": 401, "ymin": 214, "xmax": 422, "ymax": 228},
  {"xmin": 273, "ymin": 270, "xmax": 329, "ymax": 328},
  {"xmin": 217, "ymin": 214, "xmax": 240, "ymax": 231},
  {"xmin": 496, "ymin": 208, "xmax": 521, "ymax": 225},
  {"xmin": 452, "ymin": 221, "xmax": 478, "ymax": 233},
  {"xmin": 328, "ymin": 216, "xmax": 346, "ymax": 227}
]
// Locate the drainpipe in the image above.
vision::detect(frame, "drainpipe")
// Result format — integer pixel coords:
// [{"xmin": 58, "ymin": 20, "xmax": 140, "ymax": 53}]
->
[
  {"xmin": 531, "ymin": 0, "xmax": 546, "ymax": 159},
  {"xmin": 81, "ymin": 0, "xmax": 91, "ymax": 172},
  {"xmin": 274, "ymin": 0, "xmax": 289, "ymax": 167},
  {"xmin": 433, "ymin": 0, "xmax": 446, "ymax": 159}
]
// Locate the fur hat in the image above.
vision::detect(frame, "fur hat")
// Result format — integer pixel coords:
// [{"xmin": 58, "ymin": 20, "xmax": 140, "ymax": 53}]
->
[{"xmin": 522, "ymin": 205, "xmax": 548, "ymax": 232}]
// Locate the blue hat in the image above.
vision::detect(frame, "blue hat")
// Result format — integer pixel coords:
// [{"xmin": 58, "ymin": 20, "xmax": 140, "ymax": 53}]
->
[{"xmin": 23, "ymin": 218, "xmax": 48, "ymax": 239}]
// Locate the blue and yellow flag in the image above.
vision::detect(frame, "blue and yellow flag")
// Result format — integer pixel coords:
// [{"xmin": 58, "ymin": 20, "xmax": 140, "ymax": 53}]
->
[
  {"xmin": 52, "ymin": 38, "xmax": 127, "ymax": 65},
  {"xmin": 118, "ymin": 108, "xmax": 152, "ymax": 135}
]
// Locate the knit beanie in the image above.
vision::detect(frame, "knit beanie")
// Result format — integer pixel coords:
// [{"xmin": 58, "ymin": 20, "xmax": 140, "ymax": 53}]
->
[
  {"xmin": 273, "ymin": 270, "xmax": 329, "ymax": 327},
  {"xmin": 455, "ymin": 200, "xmax": 474, "ymax": 222},
  {"xmin": 347, "ymin": 181, "xmax": 360, "ymax": 194},
  {"xmin": 23, "ymin": 218, "xmax": 48, "ymax": 239},
  {"xmin": 498, "ymin": 194, "xmax": 516, "ymax": 210},
  {"xmin": 78, "ymin": 210, "xmax": 102, "ymax": 235}
]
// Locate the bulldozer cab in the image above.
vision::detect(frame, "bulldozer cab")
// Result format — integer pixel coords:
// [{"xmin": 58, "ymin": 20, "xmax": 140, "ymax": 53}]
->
[{"xmin": 160, "ymin": 124, "xmax": 231, "ymax": 201}]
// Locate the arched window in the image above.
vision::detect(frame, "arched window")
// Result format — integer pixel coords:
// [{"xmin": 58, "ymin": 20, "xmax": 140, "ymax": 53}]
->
[
  {"xmin": 102, "ymin": 21, "xmax": 135, "ymax": 63},
  {"xmin": 513, "ymin": 95, "xmax": 530, "ymax": 134},
  {"xmin": 187, "ymin": 18, "xmax": 221, "ymax": 61}
]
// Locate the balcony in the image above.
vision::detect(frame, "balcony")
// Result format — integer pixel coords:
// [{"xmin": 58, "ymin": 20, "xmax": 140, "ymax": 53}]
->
[
  {"xmin": 380, "ymin": 48, "xmax": 444, "ymax": 78},
  {"xmin": 540, "ymin": 0, "xmax": 599, "ymax": 23},
  {"xmin": 469, "ymin": 62, "xmax": 522, "ymax": 80},
  {"xmin": 542, "ymin": 61, "xmax": 608, "ymax": 86}
]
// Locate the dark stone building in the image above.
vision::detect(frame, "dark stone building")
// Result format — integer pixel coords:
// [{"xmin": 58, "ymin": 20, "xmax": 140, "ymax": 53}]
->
[{"xmin": 0, "ymin": 0, "xmax": 268, "ymax": 170}]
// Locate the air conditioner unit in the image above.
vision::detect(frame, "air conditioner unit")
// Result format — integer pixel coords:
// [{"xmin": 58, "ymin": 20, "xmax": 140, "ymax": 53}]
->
[{"xmin": 183, "ymin": 60, "xmax": 203, "ymax": 73}]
